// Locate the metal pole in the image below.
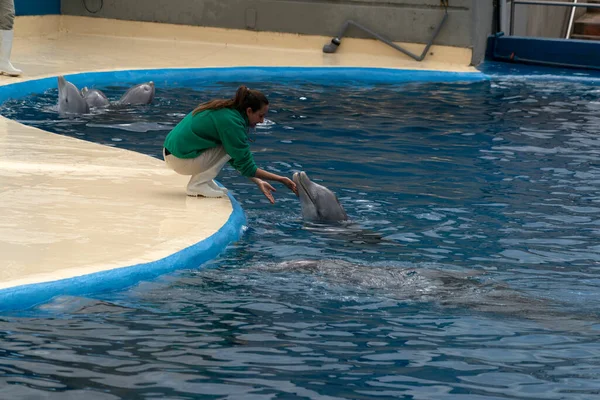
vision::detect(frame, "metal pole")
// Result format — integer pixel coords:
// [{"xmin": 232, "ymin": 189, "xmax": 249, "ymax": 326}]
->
[
  {"xmin": 566, "ymin": 0, "xmax": 578, "ymax": 39},
  {"xmin": 510, "ymin": 0, "xmax": 516, "ymax": 35},
  {"xmin": 513, "ymin": 0, "xmax": 600, "ymax": 8},
  {"xmin": 500, "ymin": 0, "xmax": 508, "ymax": 33}
]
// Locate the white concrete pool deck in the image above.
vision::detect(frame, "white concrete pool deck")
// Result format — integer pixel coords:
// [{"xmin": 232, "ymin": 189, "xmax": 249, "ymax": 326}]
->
[{"xmin": 0, "ymin": 15, "xmax": 478, "ymax": 293}]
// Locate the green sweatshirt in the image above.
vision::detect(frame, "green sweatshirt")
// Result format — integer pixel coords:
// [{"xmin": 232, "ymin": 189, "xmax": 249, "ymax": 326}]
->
[{"xmin": 164, "ymin": 107, "xmax": 257, "ymax": 177}]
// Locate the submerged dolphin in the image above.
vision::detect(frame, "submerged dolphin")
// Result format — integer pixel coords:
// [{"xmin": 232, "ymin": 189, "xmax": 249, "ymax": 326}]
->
[
  {"xmin": 117, "ymin": 81, "xmax": 155, "ymax": 105},
  {"xmin": 293, "ymin": 171, "xmax": 348, "ymax": 222},
  {"xmin": 57, "ymin": 76, "xmax": 90, "ymax": 115},
  {"xmin": 255, "ymin": 259, "xmax": 597, "ymax": 330},
  {"xmin": 81, "ymin": 87, "xmax": 110, "ymax": 108}
]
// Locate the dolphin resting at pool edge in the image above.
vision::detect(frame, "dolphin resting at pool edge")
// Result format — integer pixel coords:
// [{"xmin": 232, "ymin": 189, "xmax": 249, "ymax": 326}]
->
[
  {"xmin": 116, "ymin": 81, "xmax": 155, "ymax": 105},
  {"xmin": 81, "ymin": 87, "xmax": 111, "ymax": 108},
  {"xmin": 57, "ymin": 75, "xmax": 90, "ymax": 115},
  {"xmin": 57, "ymin": 76, "xmax": 156, "ymax": 115},
  {"xmin": 293, "ymin": 171, "xmax": 348, "ymax": 223}
]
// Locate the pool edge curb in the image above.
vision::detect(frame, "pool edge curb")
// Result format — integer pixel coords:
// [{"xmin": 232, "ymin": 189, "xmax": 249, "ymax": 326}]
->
[{"xmin": 0, "ymin": 192, "xmax": 246, "ymax": 312}]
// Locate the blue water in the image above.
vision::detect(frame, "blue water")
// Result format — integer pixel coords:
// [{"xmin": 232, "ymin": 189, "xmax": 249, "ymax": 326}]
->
[{"xmin": 1, "ymin": 70, "xmax": 600, "ymax": 399}]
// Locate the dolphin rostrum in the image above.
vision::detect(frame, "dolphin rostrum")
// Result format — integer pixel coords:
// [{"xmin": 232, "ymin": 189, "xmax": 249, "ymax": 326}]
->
[
  {"xmin": 57, "ymin": 76, "xmax": 90, "ymax": 115},
  {"xmin": 293, "ymin": 171, "xmax": 348, "ymax": 222}
]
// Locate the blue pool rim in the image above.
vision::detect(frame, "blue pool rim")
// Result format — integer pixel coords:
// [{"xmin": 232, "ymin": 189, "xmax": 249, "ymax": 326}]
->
[
  {"xmin": 0, "ymin": 191, "xmax": 246, "ymax": 313},
  {"xmin": 0, "ymin": 66, "xmax": 491, "ymax": 104},
  {"xmin": 0, "ymin": 66, "xmax": 490, "ymax": 312}
]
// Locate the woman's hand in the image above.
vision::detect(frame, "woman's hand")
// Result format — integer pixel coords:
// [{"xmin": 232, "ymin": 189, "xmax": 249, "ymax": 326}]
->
[
  {"xmin": 252, "ymin": 169, "xmax": 298, "ymax": 199},
  {"xmin": 255, "ymin": 179, "xmax": 277, "ymax": 204},
  {"xmin": 280, "ymin": 177, "xmax": 298, "ymax": 196}
]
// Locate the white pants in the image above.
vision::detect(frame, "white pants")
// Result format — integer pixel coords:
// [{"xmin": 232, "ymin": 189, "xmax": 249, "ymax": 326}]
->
[{"xmin": 163, "ymin": 146, "xmax": 231, "ymax": 190}]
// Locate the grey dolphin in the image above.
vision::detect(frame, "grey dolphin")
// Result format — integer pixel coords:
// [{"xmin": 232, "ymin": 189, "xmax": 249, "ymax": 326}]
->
[
  {"xmin": 81, "ymin": 87, "xmax": 110, "ymax": 108},
  {"xmin": 57, "ymin": 76, "xmax": 90, "ymax": 115},
  {"xmin": 39, "ymin": 295, "xmax": 135, "ymax": 314},
  {"xmin": 259, "ymin": 259, "xmax": 485, "ymax": 299},
  {"xmin": 255, "ymin": 259, "xmax": 596, "ymax": 330},
  {"xmin": 117, "ymin": 81, "xmax": 155, "ymax": 105},
  {"xmin": 293, "ymin": 171, "xmax": 348, "ymax": 222}
]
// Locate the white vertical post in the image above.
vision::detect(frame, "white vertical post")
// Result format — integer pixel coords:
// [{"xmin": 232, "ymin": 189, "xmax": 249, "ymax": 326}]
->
[
  {"xmin": 500, "ymin": 0, "xmax": 508, "ymax": 33},
  {"xmin": 566, "ymin": 0, "xmax": 578, "ymax": 39}
]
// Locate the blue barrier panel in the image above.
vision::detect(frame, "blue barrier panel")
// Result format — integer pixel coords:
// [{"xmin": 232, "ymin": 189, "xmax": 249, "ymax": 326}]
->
[
  {"xmin": 15, "ymin": 0, "xmax": 60, "ymax": 16},
  {"xmin": 485, "ymin": 33, "xmax": 600, "ymax": 71}
]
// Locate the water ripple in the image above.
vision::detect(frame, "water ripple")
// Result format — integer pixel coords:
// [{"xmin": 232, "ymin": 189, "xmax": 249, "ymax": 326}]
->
[{"xmin": 1, "ymin": 77, "xmax": 600, "ymax": 398}]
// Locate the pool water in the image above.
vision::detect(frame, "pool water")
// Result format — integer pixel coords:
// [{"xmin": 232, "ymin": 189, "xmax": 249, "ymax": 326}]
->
[{"xmin": 1, "ymin": 72, "xmax": 600, "ymax": 399}]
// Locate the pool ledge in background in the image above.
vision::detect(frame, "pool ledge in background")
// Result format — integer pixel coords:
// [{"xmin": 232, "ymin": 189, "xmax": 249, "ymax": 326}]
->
[
  {"xmin": 9, "ymin": 15, "xmax": 478, "ymax": 78},
  {"xmin": 0, "ymin": 16, "xmax": 486, "ymax": 312}
]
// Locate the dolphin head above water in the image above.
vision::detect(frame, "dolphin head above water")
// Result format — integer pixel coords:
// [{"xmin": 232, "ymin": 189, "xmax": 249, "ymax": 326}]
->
[
  {"xmin": 118, "ymin": 81, "xmax": 155, "ymax": 105},
  {"xmin": 81, "ymin": 87, "xmax": 110, "ymax": 108},
  {"xmin": 293, "ymin": 171, "xmax": 348, "ymax": 222},
  {"xmin": 57, "ymin": 76, "xmax": 90, "ymax": 115}
]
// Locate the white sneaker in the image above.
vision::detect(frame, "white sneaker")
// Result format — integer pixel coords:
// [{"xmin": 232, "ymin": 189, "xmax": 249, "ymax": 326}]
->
[
  {"xmin": 186, "ymin": 182, "xmax": 227, "ymax": 198},
  {"xmin": 208, "ymin": 180, "xmax": 228, "ymax": 194}
]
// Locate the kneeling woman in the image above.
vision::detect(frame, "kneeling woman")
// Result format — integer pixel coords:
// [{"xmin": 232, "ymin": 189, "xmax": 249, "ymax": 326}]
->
[{"xmin": 163, "ymin": 86, "xmax": 297, "ymax": 203}]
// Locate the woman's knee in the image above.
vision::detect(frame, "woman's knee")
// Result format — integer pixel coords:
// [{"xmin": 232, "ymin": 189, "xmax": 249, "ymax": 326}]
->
[{"xmin": 164, "ymin": 155, "xmax": 200, "ymax": 176}]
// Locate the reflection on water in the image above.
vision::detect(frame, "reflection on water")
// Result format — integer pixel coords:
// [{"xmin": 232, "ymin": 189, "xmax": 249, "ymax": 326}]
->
[{"xmin": 1, "ymin": 72, "xmax": 600, "ymax": 399}]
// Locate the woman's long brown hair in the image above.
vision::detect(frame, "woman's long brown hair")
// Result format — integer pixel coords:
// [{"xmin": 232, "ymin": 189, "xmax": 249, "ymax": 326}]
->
[{"xmin": 193, "ymin": 85, "xmax": 268, "ymax": 115}]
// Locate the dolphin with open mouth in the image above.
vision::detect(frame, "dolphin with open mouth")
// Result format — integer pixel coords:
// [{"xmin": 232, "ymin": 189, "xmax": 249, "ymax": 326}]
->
[{"xmin": 293, "ymin": 171, "xmax": 348, "ymax": 223}]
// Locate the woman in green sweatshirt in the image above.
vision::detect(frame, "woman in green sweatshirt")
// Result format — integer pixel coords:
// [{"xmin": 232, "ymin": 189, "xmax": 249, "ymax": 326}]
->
[{"xmin": 163, "ymin": 85, "xmax": 297, "ymax": 203}]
